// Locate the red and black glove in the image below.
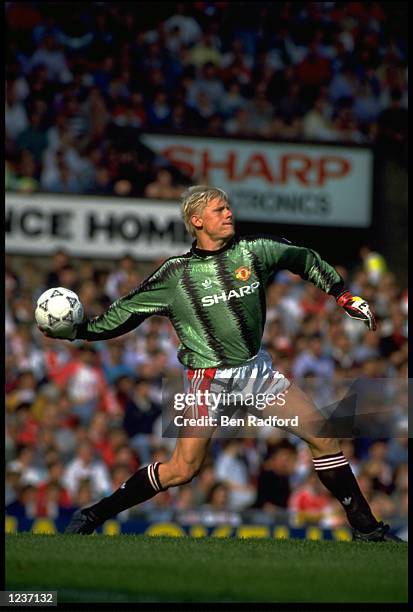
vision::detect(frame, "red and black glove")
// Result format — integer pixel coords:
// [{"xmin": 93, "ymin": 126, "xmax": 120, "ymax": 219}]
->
[{"xmin": 336, "ymin": 291, "xmax": 377, "ymax": 331}]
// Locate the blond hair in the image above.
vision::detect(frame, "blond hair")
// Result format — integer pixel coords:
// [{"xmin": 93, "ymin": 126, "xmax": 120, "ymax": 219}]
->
[{"xmin": 180, "ymin": 185, "xmax": 229, "ymax": 236}]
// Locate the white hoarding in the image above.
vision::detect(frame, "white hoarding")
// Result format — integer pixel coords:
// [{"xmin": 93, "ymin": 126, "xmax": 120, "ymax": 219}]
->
[
  {"xmin": 5, "ymin": 194, "xmax": 191, "ymax": 259},
  {"xmin": 142, "ymin": 134, "xmax": 373, "ymax": 227}
]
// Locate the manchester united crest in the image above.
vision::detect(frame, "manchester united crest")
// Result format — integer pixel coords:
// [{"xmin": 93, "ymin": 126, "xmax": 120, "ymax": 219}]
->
[{"xmin": 235, "ymin": 266, "xmax": 251, "ymax": 281}]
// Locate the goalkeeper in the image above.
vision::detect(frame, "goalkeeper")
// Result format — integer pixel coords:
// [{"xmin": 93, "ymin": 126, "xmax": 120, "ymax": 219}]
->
[{"xmin": 40, "ymin": 185, "xmax": 400, "ymax": 542}]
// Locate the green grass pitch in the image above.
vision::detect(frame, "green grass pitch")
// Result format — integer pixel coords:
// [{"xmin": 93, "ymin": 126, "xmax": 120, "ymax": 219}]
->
[{"xmin": 6, "ymin": 534, "xmax": 408, "ymax": 603}]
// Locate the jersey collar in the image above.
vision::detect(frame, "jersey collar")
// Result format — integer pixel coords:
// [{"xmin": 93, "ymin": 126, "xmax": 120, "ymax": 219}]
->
[{"xmin": 191, "ymin": 236, "xmax": 235, "ymax": 258}]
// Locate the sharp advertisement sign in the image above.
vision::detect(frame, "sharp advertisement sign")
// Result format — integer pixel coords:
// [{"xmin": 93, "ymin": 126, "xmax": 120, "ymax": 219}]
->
[{"xmin": 142, "ymin": 134, "xmax": 373, "ymax": 227}]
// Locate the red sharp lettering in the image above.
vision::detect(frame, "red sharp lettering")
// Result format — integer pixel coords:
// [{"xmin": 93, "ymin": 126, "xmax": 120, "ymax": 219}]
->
[
  {"xmin": 201, "ymin": 150, "xmax": 236, "ymax": 181},
  {"xmin": 318, "ymin": 157, "xmax": 351, "ymax": 186},
  {"xmin": 280, "ymin": 154, "xmax": 313, "ymax": 186},
  {"xmin": 162, "ymin": 146, "xmax": 195, "ymax": 177},
  {"xmin": 238, "ymin": 153, "xmax": 274, "ymax": 184}
]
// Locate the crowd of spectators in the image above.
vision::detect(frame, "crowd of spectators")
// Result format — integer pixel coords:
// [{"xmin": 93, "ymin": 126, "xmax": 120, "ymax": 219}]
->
[
  {"xmin": 6, "ymin": 2, "xmax": 408, "ymax": 197},
  {"xmin": 5, "ymin": 245, "xmax": 408, "ymax": 531}
]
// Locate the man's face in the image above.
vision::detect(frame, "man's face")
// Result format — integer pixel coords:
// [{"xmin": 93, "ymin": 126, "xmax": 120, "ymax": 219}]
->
[{"xmin": 192, "ymin": 197, "xmax": 234, "ymax": 241}]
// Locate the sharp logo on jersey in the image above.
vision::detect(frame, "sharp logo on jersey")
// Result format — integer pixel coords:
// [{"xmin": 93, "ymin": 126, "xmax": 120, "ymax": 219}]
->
[
  {"xmin": 234, "ymin": 266, "xmax": 251, "ymax": 281},
  {"xmin": 202, "ymin": 281, "xmax": 260, "ymax": 307},
  {"xmin": 202, "ymin": 279, "xmax": 213, "ymax": 289}
]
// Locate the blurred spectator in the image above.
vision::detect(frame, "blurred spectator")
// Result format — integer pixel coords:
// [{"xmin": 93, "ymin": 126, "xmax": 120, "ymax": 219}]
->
[
  {"xmin": 219, "ymin": 81, "xmax": 247, "ymax": 119},
  {"xmin": 363, "ymin": 441, "xmax": 395, "ymax": 495},
  {"xmin": 101, "ymin": 342, "xmax": 135, "ymax": 385},
  {"xmin": 302, "ymin": 92, "xmax": 336, "ymax": 141},
  {"xmin": 352, "ymin": 82, "xmax": 381, "ymax": 125},
  {"xmin": 45, "ymin": 249, "xmax": 70, "ymax": 288},
  {"xmin": 292, "ymin": 333, "xmax": 335, "ymax": 379},
  {"xmin": 43, "ymin": 156, "xmax": 81, "ymax": 193},
  {"xmin": 63, "ymin": 441, "xmax": 111, "ymax": 499},
  {"xmin": 289, "ymin": 472, "xmax": 337, "ymax": 526},
  {"xmin": 123, "ymin": 379, "xmax": 162, "ymax": 464},
  {"xmin": 147, "ymin": 90, "xmax": 171, "ymax": 128},
  {"xmin": 6, "ymin": 484, "xmax": 39, "ymax": 520},
  {"xmin": 104, "ymin": 254, "xmax": 137, "ymax": 301},
  {"xmin": 73, "ymin": 479, "xmax": 95, "ymax": 508},
  {"xmin": 6, "ymin": 464, "xmax": 22, "ymax": 506},
  {"xmin": 377, "ymin": 88, "xmax": 408, "ymax": 153},
  {"xmin": 5, "ymin": 79, "xmax": 28, "ymax": 140},
  {"xmin": 99, "ymin": 428, "xmax": 139, "ymax": 472},
  {"xmin": 360, "ymin": 246, "xmax": 388, "ymax": 285},
  {"xmin": 187, "ymin": 62, "xmax": 225, "ymax": 109},
  {"xmin": 353, "ymin": 330, "xmax": 381, "ymax": 365},
  {"xmin": 254, "ymin": 441, "xmax": 297, "ymax": 510},
  {"xmin": 245, "ymin": 84, "xmax": 275, "ymax": 136},
  {"xmin": 55, "ymin": 344, "xmax": 120, "ymax": 425},
  {"xmin": 204, "ymin": 482, "xmax": 231, "ymax": 511},
  {"xmin": 225, "ymin": 107, "xmax": 252, "ymax": 137},
  {"xmin": 29, "ymin": 33, "xmax": 72, "ymax": 82},
  {"xmin": 36, "ymin": 460, "xmax": 72, "ymax": 513},
  {"xmin": 7, "ymin": 445, "xmax": 44, "ymax": 485},
  {"xmin": 163, "ymin": 3, "xmax": 202, "ymax": 47},
  {"xmin": 192, "ymin": 463, "xmax": 216, "ymax": 506},
  {"xmin": 144, "ymin": 168, "xmax": 183, "ymax": 200},
  {"xmin": 215, "ymin": 440, "xmax": 256, "ymax": 510},
  {"xmin": 13, "ymin": 149, "xmax": 39, "ymax": 193},
  {"xmin": 16, "ymin": 111, "xmax": 48, "ymax": 162},
  {"xmin": 188, "ymin": 32, "xmax": 222, "ymax": 68},
  {"xmin": 6, "ymin": 371, "xmax": 38, "ymax": 412},
  {"xmin": 296, "ymin": 41, "xmax": 332, "ymax": 98},
  {"xmin": 110, "ymin": 463, "xmax": 134, "ymax": 522}
]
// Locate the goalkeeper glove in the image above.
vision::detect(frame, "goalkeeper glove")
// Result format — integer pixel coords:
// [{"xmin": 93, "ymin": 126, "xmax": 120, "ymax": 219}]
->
[
  {"xmin": 37, "ymin": 324, "xmax": 78, "ymax": 341},
  {"xmin": 336, "ymin": 291, "xmax": 377, "ymax": 331}
]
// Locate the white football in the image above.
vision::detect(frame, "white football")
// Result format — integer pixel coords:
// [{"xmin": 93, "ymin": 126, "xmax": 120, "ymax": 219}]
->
[{"xmin": 35, "ymin": 287, "xmax": 84, "ymax": 338}]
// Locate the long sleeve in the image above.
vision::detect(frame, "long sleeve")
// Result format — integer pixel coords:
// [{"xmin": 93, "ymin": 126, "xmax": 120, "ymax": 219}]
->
[
  {"xmin": 76, "ymin": 257, "xmax": 184, "ymax": 341},
  {"xmin": 250, "ymin": 236, "xmax": 345, "ymax": 297}
]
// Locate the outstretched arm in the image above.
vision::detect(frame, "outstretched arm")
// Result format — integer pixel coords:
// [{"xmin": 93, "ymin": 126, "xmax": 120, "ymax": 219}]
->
[
  {"xmin": 39, "ymin": 257, "xmax": 184, "ymax": 341},
  {"xmin": 257, "ymin": 237, "xmax": 376, "ymax": 331}
]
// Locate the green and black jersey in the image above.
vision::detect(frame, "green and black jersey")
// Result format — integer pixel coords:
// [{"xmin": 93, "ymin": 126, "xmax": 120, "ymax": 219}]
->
[{"xmin": 76, "ymin": 236, "xmax": 344, "ymax": 369}]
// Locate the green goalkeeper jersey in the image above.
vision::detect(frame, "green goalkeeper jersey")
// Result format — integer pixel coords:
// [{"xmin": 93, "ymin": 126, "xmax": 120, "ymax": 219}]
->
[{"xmin": 76, "ymin": 236, "xmax": 344, "ymax": 369}]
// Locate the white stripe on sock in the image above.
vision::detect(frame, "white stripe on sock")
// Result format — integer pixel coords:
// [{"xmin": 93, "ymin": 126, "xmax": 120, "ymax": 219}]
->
[
  {"xmin": 147, "ymin": 464, "xmax": 159, "ymax": 491},
  {"xmin": 313, "ymin": 454, "xmax": 346, "ymax": 464},
  {"xmin": 314, "ymin": 459, "xmax": 349, "ymax": 471},
  {"xmin": 152, "ymin": 462, "xmax": 161, "ymax": 491},
  {"xmin": 151, "ymin": 463, "xmax": 160, "ymax": 491}
]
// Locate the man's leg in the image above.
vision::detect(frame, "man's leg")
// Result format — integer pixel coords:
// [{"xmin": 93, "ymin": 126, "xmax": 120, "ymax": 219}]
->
[
  {"xmin": 65, "ymin": 434, "xmax": 213, "ymax": 534},
  {"xmin": 263, "ymin": 383, "xmax": 382, "ymax": 536}
]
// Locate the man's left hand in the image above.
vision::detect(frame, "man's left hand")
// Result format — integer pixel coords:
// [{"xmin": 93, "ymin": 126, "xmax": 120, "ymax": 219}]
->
[{"xmin": 336, "ymin": 291, "xmax": 377, "ymax": 331}]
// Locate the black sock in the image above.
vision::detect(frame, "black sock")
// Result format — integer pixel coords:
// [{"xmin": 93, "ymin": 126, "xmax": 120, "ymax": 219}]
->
[
  {"xmin": 313, "ymin": 452, "xmax": 379, "ymax": 533},
  {"xmin": 84, "ymin": 462, "xmax": 165, "ymax": 525}
]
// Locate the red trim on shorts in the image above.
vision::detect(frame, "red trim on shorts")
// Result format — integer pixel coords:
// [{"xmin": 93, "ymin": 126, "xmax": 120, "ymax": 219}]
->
[
  {"xmin": 197, "ymin": 368, "xmax": 216, "ymax": 418},
  {"xmin": 187, "ymin": 368, "xmax": 217, "ymax": 418}
]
